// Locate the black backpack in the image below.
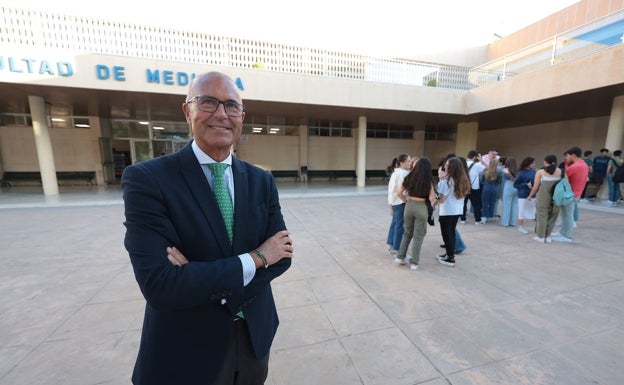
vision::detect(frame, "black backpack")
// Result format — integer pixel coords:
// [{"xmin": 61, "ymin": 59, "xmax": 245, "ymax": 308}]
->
[{"xmin": 613, "ymin": 160, "xmax": 624, "ymax": 184}]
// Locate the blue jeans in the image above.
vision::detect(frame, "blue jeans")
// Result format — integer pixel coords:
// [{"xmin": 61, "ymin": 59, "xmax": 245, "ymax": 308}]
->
[
  {"xmin": 481, "ymin": 183, "xmax": 499, "ymax": 218},
  {"xmin": 386, "ymin": 203, "xmax": 405, "ymax": 251},
  {"xmin": 608, "ymin": 176, "xmax": 621, "ymax": 202},
  {"xmin": 455, "ymin": 228, "xmax": 466, "ymax": 252},
  {"xmin": 559, "ymin": 198, "xmax": 578, "ymax": 239},
  {"xmin": 501, "ymin": 181, "xmax": 518, "ymax": 226}
]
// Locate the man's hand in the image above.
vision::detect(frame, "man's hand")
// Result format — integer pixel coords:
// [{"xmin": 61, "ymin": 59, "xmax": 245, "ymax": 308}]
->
[
  {"xmin": 167, "ymin": 246, "xmax": 189, "ymax": 266},
  {"xmin": 166, "ymin": 229, "xmax": 293, "ymax": 269},
  {"xmin": 253, "ymin": 230, "xmax": 293, "ymax": 268}
]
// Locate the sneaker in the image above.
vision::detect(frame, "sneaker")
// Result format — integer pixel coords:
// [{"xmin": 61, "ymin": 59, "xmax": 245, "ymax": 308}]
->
[
  {"xmin": 573, "ymin": 222, "xmax": 577, "ymax": 228},
  {"xmin": 579, "ymin": 198, "xmax": 589, "ymax": 203},
  {"xmin": 518, "ymin": 226, "xmax": 529, "ymax": 234},
  {"xmin": 439, "ymin": 244, "xmax": 446, "ymax": 248},
  {"xmin": 437, "ymin": 253, "xmax": 447, "ymax": 259},
  {"xmin": 394, "ymin": 257, "xmax": 406, "ymax": 265},
  {"xmin": 553, "ymin": 235, "xmax": 572, "ymax": 243},
  {"xmin": 545, "ymin": 237, "xmax": 552, "ymax": 244},
  {"xmin": 438, "ymin": 256, "xmax": 455, "ymax": 267},
  {"xmin": 387, "ymin": 249, "xmax": 397, "ymax": 255},
  {"xmin": 551, "ymin": 231, "xmax": 561, "ymax": 237},
  {"xmin": 481, "ymin": 218, "xmax": 488, "ymax": 224},
  {"xmin": 475, "ymin": 220, "xmax": 484, "ymax": 225},
  {"xmin": 460, "ymin": 220, "xmax": 466, "ymax": 224},
  {"xmin": 533, "ymin": 236, "xmax": 545, "ymax": 243},
  {"xmin": 410, "ymin": 263, "xmax": 418, "ymax": 271}
]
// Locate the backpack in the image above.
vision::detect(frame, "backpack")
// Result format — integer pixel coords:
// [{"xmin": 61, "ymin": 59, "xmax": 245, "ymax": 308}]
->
[
  {"xmin": 613, "ymin": 160, "xmax": 624, "ymax": 184},
  {"xmin": 552, "ymin": 178, "xmax": 575, "ymax": 206}
]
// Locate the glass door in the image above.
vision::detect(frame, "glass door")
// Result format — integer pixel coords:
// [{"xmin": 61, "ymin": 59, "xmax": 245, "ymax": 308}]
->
[{"xmin": 132, "ymin": 140, "xmax": 153, "ymax": 163}]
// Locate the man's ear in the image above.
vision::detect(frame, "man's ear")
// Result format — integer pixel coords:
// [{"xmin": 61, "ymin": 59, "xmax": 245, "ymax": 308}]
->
[{"xmin": 182, "ymin": 103, "xmax": 191, "ymax": 124}]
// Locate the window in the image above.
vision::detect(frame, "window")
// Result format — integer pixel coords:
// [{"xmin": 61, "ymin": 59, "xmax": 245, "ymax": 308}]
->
[
  {"xmin": 0, "ymin": 113, "xmax": 88, "ymax": 128},
  {"xmin": 308, "ymin": 119, "xmax": 352, "ymax": 137},
  {"xmin": 152, "ymin": 122, "xmax": 190, "ymax": 140},
  {"xmin": 49, "ymin": 116, "xmax": 91, "ymax": 128},
  {"xmin": 425, "ymin": 124, "xmax": 456, "ymax": 141},
  {"xmin": 0, "ymin": 113, "xmax": 32, "ymax": 126},
  {"xmin": 366, "ymin": 122, "xmax": 413, "ymax": 139},
  {"xmin": 111, "ymin": 120, "xmax": 150, "ymax": 139},
  {"xmin": 243, "ymin": 115, "xmax": 299, "ymax": 135}
]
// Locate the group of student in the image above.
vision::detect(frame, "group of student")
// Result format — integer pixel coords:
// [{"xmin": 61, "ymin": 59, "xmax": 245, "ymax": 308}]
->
[
  {"xmin": 385, "ymin": 153, "xmax": 470, "ymax": 270},
  {"xmin": 385, "ymin": 146, "xmax": 601, "ymax": 270},
  {"xmin": 580, "ymin": 148, "xmax": 624, "ymax": 204}
]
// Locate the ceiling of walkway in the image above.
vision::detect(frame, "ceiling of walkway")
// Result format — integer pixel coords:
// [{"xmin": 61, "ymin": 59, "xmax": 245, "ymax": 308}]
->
[{"xmin": 2, "ymin": 81, "xmax": 623, "ymax": 129}]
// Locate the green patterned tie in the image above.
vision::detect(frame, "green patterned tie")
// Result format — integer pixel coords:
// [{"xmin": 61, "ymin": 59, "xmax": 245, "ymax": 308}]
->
[{"xmin": 207, "ymin": 163, "xmax": 234, "ymax": 243}]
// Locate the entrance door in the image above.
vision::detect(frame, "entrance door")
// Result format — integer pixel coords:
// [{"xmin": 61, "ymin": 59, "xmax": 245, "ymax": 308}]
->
[
  {"xmin": 110, "ymin": 139, "xmax": 152, "ymax": 182},
  {"xmin": 132, "ymin": 139, "xmax": 153, "ymax": 163}
]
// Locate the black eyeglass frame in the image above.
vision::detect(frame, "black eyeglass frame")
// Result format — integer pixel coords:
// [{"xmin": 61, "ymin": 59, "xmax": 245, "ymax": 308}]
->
[{"xmin": 185, "ymin": 95, "xmax": 245, "ymax": 117}]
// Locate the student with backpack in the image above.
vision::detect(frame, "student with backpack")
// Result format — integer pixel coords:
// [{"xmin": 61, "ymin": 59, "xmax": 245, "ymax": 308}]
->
[
  {"xmin": 527, "ymin": 155, "xmax": 562, "ymax": 243},
  {"xmin": 553, "ymin": 147, "xmax": 589, "ymax": 243}
]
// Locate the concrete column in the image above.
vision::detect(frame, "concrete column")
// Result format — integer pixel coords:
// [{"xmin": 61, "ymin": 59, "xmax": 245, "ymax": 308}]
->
[
  {"xmin": 299, "ymin": 123, "xmax": 308, "ymax": 181},
  {"xmin": 412, "ymin": 121, "xmax": 426, "ymax": 156},
  {"xmin": 605, "ymin": 95, "xmax": 624, "ymax": 151},
  {"xmin": 356, "ymin": 116, "xmax": 367, "ymax": 187},
  {"xmin": 28, "ymin": 95, "xmax": 59, "ymax": 196},
  {"xmin": 412, "ymin": 130, "xmax": 425, "ymax": 155},
  {"xmin": 456, "ymin": 121, "xmax": 479, "ymax": 158},
  {"xmin": 598, "ymin": 95, "xmax": 624, "ymax": 199}
]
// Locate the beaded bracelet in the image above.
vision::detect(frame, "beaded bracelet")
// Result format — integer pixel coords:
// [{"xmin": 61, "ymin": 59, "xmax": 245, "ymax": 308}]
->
[{"xmin": 252, "ymin": 249, "xmax": 268, "ymax": 269}]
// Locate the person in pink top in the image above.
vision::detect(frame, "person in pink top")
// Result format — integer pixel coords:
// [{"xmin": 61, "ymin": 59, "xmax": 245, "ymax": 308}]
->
[{"xmin": 553, "ymin": 147, "xmax": 589, "ymax": 243}]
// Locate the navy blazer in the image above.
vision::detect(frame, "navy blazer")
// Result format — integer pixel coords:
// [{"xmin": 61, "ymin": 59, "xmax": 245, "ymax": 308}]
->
[{"xmin": 122, "ymin": 142, "xmax": 290, "ymax": 385}]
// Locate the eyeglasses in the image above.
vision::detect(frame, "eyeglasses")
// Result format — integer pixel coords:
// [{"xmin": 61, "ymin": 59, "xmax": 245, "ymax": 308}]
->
[{"xmin": 185, "ymin": 96, "xmax": 245, "ymax": 117}]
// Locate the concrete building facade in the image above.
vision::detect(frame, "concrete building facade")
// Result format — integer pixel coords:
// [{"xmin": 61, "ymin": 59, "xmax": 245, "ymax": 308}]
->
[{"xmin": 1, "ymin": 0, "xmax": 623, "ymax": 196}]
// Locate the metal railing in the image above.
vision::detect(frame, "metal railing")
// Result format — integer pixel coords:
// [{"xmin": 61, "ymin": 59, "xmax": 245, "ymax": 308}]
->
[
  {"xmin": 0, "ymin": 6, "xmax": 473, "ymax": 90},
  {"xmin": 469, "ymin": 9, "xmax": 624, "ymax": 87},
  {"xmin": 1, "ymin": 6, "xmax": 622, "ymax": 90}
]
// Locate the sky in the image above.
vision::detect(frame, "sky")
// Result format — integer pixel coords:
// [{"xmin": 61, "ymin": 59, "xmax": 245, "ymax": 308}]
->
[{"xmin": 4, "ymin": 0, "xmax": 580, "ymax": 57}]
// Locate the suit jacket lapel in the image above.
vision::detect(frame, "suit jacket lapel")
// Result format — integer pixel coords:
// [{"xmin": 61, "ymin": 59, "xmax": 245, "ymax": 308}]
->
[
  {"xmin": 232, "ymin": 157, "xmax": 248, "ymax": 251},
  {"xmin": 178, "ymin": 143, "xmax": 232, "ymax": 256}
]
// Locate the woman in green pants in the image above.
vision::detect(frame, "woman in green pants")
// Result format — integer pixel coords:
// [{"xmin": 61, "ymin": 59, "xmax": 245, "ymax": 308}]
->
[{"xmin": 394, "ymin": 157, "xmax": 436, "ymax": 271}]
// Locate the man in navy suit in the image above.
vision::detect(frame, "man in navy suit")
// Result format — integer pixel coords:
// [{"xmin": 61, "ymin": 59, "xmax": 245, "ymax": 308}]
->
[{"xmin": 122, "ymin": 71, "xmax": 293, "ymax": 385}]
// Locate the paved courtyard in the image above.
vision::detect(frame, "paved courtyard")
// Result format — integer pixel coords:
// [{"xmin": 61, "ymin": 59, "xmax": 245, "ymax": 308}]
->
[{"xmin": 1, "ymin": 182, "xmax": 623, "ymax": 385}]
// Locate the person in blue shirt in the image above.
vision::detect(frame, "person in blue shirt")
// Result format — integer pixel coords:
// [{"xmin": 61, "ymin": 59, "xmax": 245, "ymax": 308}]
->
[
  {"xmin": 514, "ymin": 157, "xmax": 536, "ymax": 234},
  {"xmin": 592, "ymin": 148, "xmax": 611, "ymax": 197}
]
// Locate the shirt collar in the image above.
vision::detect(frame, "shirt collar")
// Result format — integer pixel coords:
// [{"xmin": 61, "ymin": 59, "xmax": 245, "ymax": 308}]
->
[{"xmin": 192, "ymin": 140, "xmax": 232, "ymax": 166}]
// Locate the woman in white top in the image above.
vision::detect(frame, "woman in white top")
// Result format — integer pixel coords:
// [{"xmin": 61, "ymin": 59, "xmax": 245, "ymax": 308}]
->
[
  {"xmin": 433, "ymin": 157, "xmax": 470, "ymax": 267},
  {"xmin": 386, "ymin": 154, "xmax": 411, "ymax": 254},
  {"xmin": 527, "ymin": 154, "xmax": 562, "ymax": 243}
]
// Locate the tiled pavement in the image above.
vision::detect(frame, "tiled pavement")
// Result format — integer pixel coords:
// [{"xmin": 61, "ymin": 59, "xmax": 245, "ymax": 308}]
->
[{"xmin": 1, "ymin": 182, "xmax": 623, "ymax": 385}]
